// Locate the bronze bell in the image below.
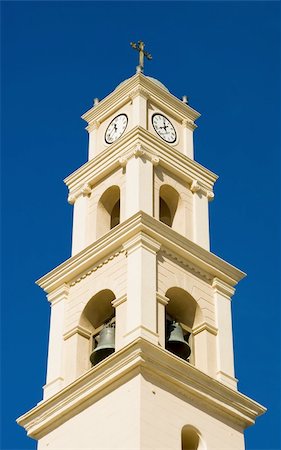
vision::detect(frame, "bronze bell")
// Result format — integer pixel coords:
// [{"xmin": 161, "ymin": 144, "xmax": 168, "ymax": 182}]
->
[
  {"xmin": 90, "ymin": 323, "xmax": 115, "ymax": 366},
  {"xmin": 166, "ymin": 321, "xmax": 191, "ymax": 360}
]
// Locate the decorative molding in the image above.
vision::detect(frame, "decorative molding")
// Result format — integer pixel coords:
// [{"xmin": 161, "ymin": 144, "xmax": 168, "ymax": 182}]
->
[
  {"xmin": 47, "ymin": 284, "xmax": 69, "ymax": 305},
  {"xmin": 86, "ymin": 120, "xmax": 100, "ymax": 133},
  {"xmin": 81, "ymin": 182, "xmax": 91, "ymax": 197},
  {"xmin": 67, "ymin": 194, "xmax": 77, "ymax": 205},
  {"xmin": 119, "ymin": 156, "xmax": 128, "ymax": 168},
  {"xmin": 193, "ymin": 322, "xmax": 218, "ymax": 336},
  {"xmin": 36, "ymin": 212, "xmax": 245, "ymax": 294},
  {"xmin": 156, "ymin": 292, "xmax": 169, "ymax": 306},
  {"xmin": 123, "ymin": 232, "xmax": 161, "ymax": 255},
  {"xmin": 17, "ymin": 338, "xmax": 266, "ymax": 439},
  {"xmin": 67, "ymin": 183, "xmax": 92, "ymax": 204},
  {"xmin": 118, "ymin": 143, "xmax": 160, "ymax": 169},
  {"xmin": 69, "ymin": 249, "xmax": 125, "ymax": 287},
  {"xmin": 81, "ymin": 73, "xmax": 200, "ymax": 127},
  {"xmin": 151, "ymin": 156, "xmax": 160, "ymax": 166},
  {"xmin": 182, "ymin": 118, "xmax": 197, "ymax": 131},
  {"xmin": 161, "ymin": 248, "xmax": 213, "ymax": 283},
  {"xmin": 63, "ymin": 325, "xmax": 92, "ymax": 341},
  {"xmin": 212, "ymin": 278, "xmax": 235, "ymax": 299},
  {"xmin": 129, "ymin": 86, "xmax": 150, "ymax": 101},
  {"xmin": 64, "ymin": 126, "xmax": 217, "ymax": 198},
  {"xmin": 133, "ymin": 143, "xmax": 145, "ymax": 158},
  {"xmin": 112, "ymin": 294, "xmax": 127, "ymax": 308},
  {"xmin": 190, "ymin": 180, "xmax": 214, "ymax": 201}
]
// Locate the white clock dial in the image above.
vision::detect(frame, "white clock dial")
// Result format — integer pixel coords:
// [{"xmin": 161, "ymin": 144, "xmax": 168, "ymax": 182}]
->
[
  {"xmin": 105, "ymin": 114, "xmax": 128, "ymax": 144},
  {"xmin": 152, "ymin": 114, "xmax": 177, "ymax": 143}
]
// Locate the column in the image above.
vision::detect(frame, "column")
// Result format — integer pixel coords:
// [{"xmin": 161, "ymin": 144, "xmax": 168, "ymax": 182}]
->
[
  {"xmin": 43, "ymin": 284, "xmax": 69, "ymax": 399},
  {"xmin": 123, "ymin": 233, "xmax": 161, "ymax": 346},
  {"xmin": 213, "ymin": 278, "xmax": 238, "ymax": 390}
]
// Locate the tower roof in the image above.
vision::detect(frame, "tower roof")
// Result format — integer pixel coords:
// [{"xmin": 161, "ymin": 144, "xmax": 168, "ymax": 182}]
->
[{"xmin": 116, "ymin": 74, "xmax": 169, "ymax": 92}]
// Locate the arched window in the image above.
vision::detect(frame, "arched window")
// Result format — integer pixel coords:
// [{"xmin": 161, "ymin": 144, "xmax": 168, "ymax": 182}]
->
[
  {"xmin": 159, "ymin": 185, "xmax": 179, "ymax": 228},
  {"xmin": 165, "ymin": 288, "xmax": 203, "ymax": 365},
  {"xmin": 80, "ymin": 289, "xmax": 116, "ymax": 367},
  {"xmin": 97, "ymin": 186, "xmax": 120, "ymax": 238},
  {"xmin": 182, "ymin": 426, "xmax": 205, "ymax": 450}
]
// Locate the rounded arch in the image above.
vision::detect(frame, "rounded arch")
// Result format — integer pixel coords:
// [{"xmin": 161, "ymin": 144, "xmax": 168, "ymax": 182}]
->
[
  {"xmin": 80, "ymin": 289, "xmax": 116, "ymax": 331},
  {"xmin": 181, "ymin": 426, "xmax": 206, "ymax": 450},
  {"xmin": 166, "ymin": 287, "xmax": 203, "ymax": 329},
  {"xmin": 159, "ymin": 184, "xmax": 180, "ymax": 227},
  {"xmin": 96, "ymin": 186, "xmax": 120, "ymax": 238}
]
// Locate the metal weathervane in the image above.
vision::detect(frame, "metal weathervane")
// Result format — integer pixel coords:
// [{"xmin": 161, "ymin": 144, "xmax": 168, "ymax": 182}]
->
[{"xmin": 130, "ymin": 41, "xmax": 152, "ymax": 73}]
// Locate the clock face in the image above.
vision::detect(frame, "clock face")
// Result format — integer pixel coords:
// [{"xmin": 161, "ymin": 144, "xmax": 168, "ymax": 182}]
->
[
  {"xmin": 152, "ymin": 114, "xmax": 177, "ymax": 143},
  {"xmin": 105, "ymin": 114, "xmax": 128, "ymax": 144}
]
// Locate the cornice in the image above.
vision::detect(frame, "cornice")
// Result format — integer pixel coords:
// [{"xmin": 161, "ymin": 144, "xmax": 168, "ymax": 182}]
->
[
  {"xmin": 212, "ymin": 277, "xmax": 236, "ymax": 299},
  {"xmin": 36, "ymin": 212, "xmax": 245, "ymax": 294},
  {"xmin": 63, "ymin": 325, "xmax": 92, "ymax": 341},
  {"xmin": 64, "ymin": 127, "xmax": 218, "ymax": 198},
  {"xmin": 68, "ymin": 248, "xmax": 125, "ymax": 287},
  {"xmin": 47, "ymin": 283, "xmax": 69, "ymax": 305},
  {"xmin": 17, "ymin": 338, "xmax": 266, "ymax": 439},
  {"xmin": 123, "ymin": 232, "xmax": 161, "ymax": 255},
  {"xmin": 81, "ymin": 73, "xmax": 200, "ymax": 127}
]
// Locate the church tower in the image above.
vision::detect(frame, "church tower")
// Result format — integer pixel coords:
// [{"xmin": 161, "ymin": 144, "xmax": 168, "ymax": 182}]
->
[{"xmin": 17, "ymin": 43, "xmax": 265, "ymax": 450}]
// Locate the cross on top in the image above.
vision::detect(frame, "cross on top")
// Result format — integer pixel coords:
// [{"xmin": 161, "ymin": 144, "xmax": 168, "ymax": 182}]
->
[{"xmin": 130, "ymin": 41, "xmax": 152, "ymax": 73}]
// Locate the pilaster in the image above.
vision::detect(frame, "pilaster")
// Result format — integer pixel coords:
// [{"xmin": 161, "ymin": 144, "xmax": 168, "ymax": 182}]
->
[
  {"xmin": 68, "ymin": 183, "xmax": 91, "ymax": 256},
  {"xmin": 87, "ymin": 120, "xmax": 100, "ymax": 160},
  {"xmin": 124, "ymin": 144, "xmax": 154, "ymax": 218},
  {"xmin": 191, "ymin": 180, "xmax": 214, "ymax": 250},
  {"xmin": 130, "ymin": 86, "xmax": 149, "ymax": 128},
  {"xmin": 213, "ymin": 277, "xmax": 238, "ymax": 390},
  {"xmin": 182, "ymin": 118, "xmax": 196, "ymax": 159},
  {"xmin": 43, "ymin": 284, "xmax": 69, "ymax": 399},
  {"xmin": 123, "ymin": 233, "xmax": 161, "ymax": 346}
]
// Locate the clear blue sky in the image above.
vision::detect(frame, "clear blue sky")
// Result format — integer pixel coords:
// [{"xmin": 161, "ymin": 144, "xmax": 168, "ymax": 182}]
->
[{"xmin": 1, "ymin": 2, "xmax": 280, "ymax": 449}]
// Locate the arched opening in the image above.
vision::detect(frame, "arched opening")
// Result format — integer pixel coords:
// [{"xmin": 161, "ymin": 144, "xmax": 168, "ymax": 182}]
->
[
  {"xmin": 159, "ymin": 185, "xmax": 179, "ymax": 228},
  {"xmin": 80, "ymin": 289, "xmax": 116, "ymax": 366},
  {"xmin": 182, "ymin": 426, "xmax": 204, "ymax": 450},
  {"xmin": 111, "ymin": 199, "xmax": 120, "ymax": 229},
  {"xmin": 97, "ymin": 186, "xmax": 120, "ymax": 238},
  {"xmin": 165, "ymin": 288, "xmax": 203, "ymax": 364}
]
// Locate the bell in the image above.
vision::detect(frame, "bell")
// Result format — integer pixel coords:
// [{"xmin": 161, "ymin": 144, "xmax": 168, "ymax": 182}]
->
[
  {"xmin": 166, "ymin": 321, "xmax": 191, "ymax": 360},
  {"xmin": 90, "ymin": 323, "xmax": 115, "ymax": 366}
]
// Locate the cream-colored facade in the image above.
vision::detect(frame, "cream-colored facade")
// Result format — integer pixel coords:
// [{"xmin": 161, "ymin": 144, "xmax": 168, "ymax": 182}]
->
[{"xmin": 17, "ymin": 73, "xmax": 266, "ymax": 449}]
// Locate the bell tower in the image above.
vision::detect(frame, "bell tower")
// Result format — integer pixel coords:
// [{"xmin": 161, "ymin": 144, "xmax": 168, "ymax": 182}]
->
[{"xmin": 17, "ymin": 45, "xmax": 265, "ymax": 450}]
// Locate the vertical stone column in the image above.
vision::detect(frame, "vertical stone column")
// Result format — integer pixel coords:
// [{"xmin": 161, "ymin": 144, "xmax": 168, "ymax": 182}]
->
[
  {"xmin": 213, "ymin": 278, "xmax": 238, "ymax": 390},
  {"xmin": 191, "ymin": 181, "xmax": 214, "ymax": 251},
  {"xmin": 69, "ymin": 183, "xmax": 91, "ymax": 256},
  {"xmin": 123, "ymin": 233, "xmax": 161, "ymax": 346},
  {"xmin": 182, "ymin": 119, "xmax": 195, "ymax": 159},
  {"xmin": 124, "ymin": 146, "xmax": 153, "ymax": 218},
  {"xmin": 43, "ymin": 284, "xmax": 69, "ymax": 399},
  {"xmin": 87, "ymin": 121, "xmax": 100, "ymax": 160}
]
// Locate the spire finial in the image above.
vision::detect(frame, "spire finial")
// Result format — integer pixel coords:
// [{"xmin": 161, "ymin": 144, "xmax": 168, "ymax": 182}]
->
[{"xmin": 130, "ymin": 40, "xmax": 152, "ymax": 73}]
